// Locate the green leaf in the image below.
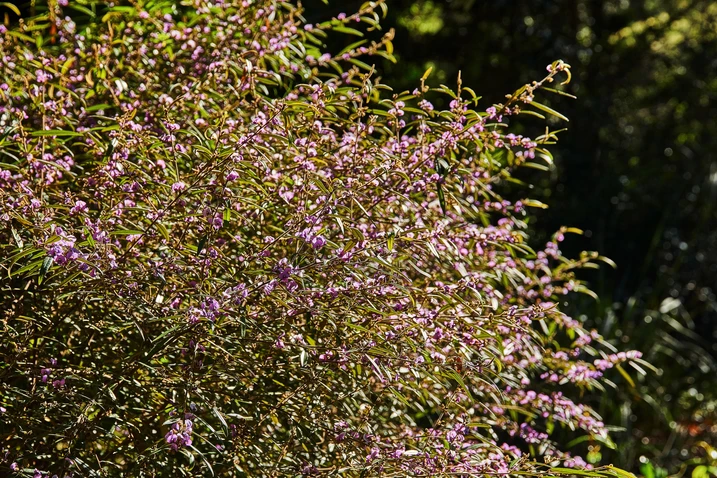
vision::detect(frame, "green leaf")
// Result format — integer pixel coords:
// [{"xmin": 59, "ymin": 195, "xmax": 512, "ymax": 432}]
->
[
  {"xmin": 597, "ymin": 255, "xmax": 618, "ymax": 269},
  {"xmin": 60, "ymin": 57, "xmax": 76, "ymax": 75},
  {"xmin": 333, "ymin": 26, "xmax": 364, "ymax": 36},
  {"xmin": 543, "ymin": 86, "xmax": 578, "ymax": 99},
  {"xmin": 196, "ymin": 235, "xmax": 208, "ymax": 256},
  {"xmin": 574, "ymin": 284, "xmax": 599, "ymax": 300},
  {"xmin": 437, "ymin": 182, "xmax": 446, "ymax": 215},
  {"xmin": 11, "ymin": 226, "xmax": 23, "ymax": 249},
  {"xmin": 86, "ymin": 103, "xmax": 113, "ymax": 112},
  {"xmin": 616, "ymin": 364, "xmax": 636, "ymax": 388},
  {"xmin": 338, "ymin": 39, "xmax": 368, "ymax": 56},
  {"xmin": 519, "ymin": 110, "xmax": 546, "ymax": 119},
  {"xmin": 446, "ymin": 369, "xmax": 473, "ymax": 400},
  {"xmin": 640, "ymin": 462, "xmax": 655, "ymax": 478},
  {"xmin": 0, "ymin": 2, "xmax": 21, "ymax": 16},
  {"xmin": 606, "ymin": 465, "xmax": 638, "ymax": 478},
  {"xmin": 522, "ymin": 199, "xmax": 549, "ymax": 209},
  {"xmin": 111, "ymin": 230, "xmax": 144, "ymax": 236},
  {"xmin": 692, "ymin": 466, "xmax": 709, "ymax": 478},
  {"xmin": 430, "ymin": 85, "xmax": 458, "ymax": 98},
  {"xmin": 549, "ymin": 467, "xmax": 609, "ymax": 477},
  {"xmin": 213, "ymin": 407, "xmax": 228, "ymax": 432},
  {"xmin": 68, "ymin": 4, "xmax": 96, "ymax": 17},
  {"xmin": 39, "ymin": 256, "xmax": 54, "ymax": 284},
  {"xmin": 522, "ymin": 162, "xmax": 550, "ymax": 171},
  {"xmin": 530, "ymin": 101, "xmax": 569, "ymax": 122},
  {"xmin": 104, "ymin": 139, "xmax": 116, "ymax": 160},
  {"xmin": 348, "ymin": 58, "xmax": 373, "ymax": 71},
  {"xmin": 6, "ymin": 31, "xmax": 34, "ymax": 43},
  {"xmin": 31, "ymin": 130, "xmax": 83, "ymax": 137},
  {"xmin": 156, "ymin": 223, "xmax": 170, "ymax": 242},
  {"xmin": 109, "ymin": 6, "xmax": 137, "ymax": 13}
]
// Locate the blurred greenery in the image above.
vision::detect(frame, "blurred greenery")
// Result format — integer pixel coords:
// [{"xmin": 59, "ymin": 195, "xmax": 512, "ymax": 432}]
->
[
  {"xmin": 3, "ymin": 0, "xmax": 717, "ymax": 474},
  {"xmin": 305, "ymin": 0, "xmax": 717, "ymax": 474}
]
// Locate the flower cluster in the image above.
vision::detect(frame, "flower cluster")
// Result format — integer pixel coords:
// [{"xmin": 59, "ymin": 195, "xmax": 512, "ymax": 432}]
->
[{"xmin": 165, "ymin": 418, "xmax": 194, "ymax": 452}]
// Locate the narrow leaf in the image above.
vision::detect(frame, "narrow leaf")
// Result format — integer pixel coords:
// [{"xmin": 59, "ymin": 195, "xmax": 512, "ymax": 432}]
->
[{"xmin": 530, "ymin": 101, "xmax": 569, "ymax": 122}]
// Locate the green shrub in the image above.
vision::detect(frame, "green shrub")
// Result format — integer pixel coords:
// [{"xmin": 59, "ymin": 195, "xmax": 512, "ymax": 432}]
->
[{"xmin": 0, "ymin": 1, "xmax": 645, "ymax": 476}]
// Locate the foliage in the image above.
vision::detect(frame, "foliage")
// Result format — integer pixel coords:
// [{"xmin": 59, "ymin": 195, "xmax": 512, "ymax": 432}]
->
[
  {"xmin": 340, "ymin": 0, "xmax": 717, "ymax": 474},
  {"xmin": 1, "ymin": 1, "xmax": 643, "ymax": 476}
]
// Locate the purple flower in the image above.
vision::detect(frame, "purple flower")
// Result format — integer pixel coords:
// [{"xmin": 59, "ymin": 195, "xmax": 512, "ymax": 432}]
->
[
  {"xmin": 209, "ymin": 213, "xmax": 223, "ymax": 230},
  {"xmin": 418, "ymin": 99, "xmax": 434, "ymax": 112},
  {"xmin": 165, "ymin": 418, "xmax": 194, "ymax": 451},
  {"xmin": 311, "ymin": 235, "xmax": 326, "ymax": 250},
  {"xmin": 366, "ymin": 447, "xmax": 380, "ymax": 463},
  {"xmin": 70, "ymin": 200, "xmax": 88, "ymax": 215},
  {"xmin": 275, "ymin": 258, "xmax": 293, "ymax": 281},
  {"xmin": 35, "ymin": 70, "xmax": 52, "ymax": 83}
]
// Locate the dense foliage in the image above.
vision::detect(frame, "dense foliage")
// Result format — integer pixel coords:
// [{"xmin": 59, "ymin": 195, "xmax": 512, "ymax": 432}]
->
[
  {"xmin": 332, "ymin": 0, "xmax": 717, "ymax": 475},
  {"xmin": 0, "ymin": 1, "xmax": 646, "ymax": 476}
]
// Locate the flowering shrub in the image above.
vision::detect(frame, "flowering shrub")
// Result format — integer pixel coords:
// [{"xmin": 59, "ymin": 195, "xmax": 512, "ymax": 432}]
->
[{"xmin": 0, "ymin": 1, "xmax": 648, "ymax": 476}]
